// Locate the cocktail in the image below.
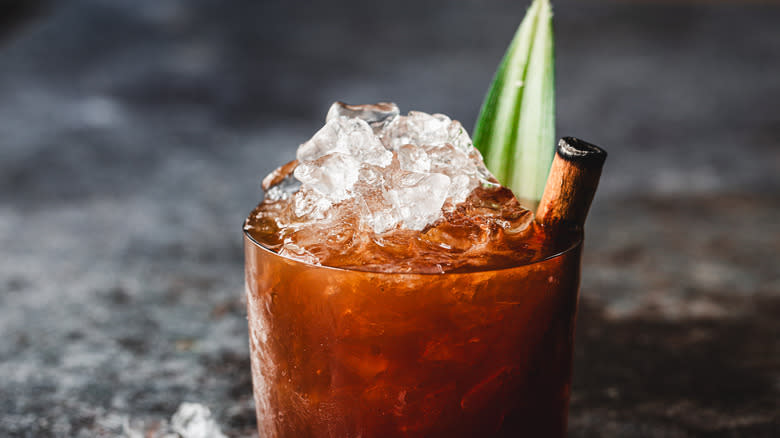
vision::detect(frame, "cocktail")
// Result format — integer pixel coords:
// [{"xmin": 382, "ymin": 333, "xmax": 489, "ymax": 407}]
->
[
  {"xmin": 244, "ymin": 2, "xmax": 605, "ymax": 435},
  {"xmin": 243, "ymin": 101, "xmax": 605, "ymax": 437}
]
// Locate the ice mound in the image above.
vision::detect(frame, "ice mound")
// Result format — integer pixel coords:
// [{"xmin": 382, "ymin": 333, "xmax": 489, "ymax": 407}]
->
[
  {"xmin": 246, "ymin": 102, "xmax": 538, "ymax": 272},
  {"xmin": 289, "ymin": 102, "xmax": 495, "ymax": 233}
]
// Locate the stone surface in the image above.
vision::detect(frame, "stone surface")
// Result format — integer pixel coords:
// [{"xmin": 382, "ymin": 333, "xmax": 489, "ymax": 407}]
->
[{"xmin": 0, "ymin": 0, "xmax": 778, "ymax": 437}]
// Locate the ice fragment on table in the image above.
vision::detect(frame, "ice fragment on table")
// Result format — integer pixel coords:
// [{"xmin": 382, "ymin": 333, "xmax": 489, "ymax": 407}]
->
[{"xmin": 170, "ymin": 403, "xmax": 226, "ymax": 438}]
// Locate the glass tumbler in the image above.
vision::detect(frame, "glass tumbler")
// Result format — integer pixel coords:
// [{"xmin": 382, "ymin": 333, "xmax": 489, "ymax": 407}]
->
[{"xmin": 244, "ymin": 232, "xmax": 582, "ymax": 438}]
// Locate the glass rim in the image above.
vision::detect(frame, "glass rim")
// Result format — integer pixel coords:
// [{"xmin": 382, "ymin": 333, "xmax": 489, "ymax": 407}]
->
[{"xmin": 243, "ymin": 227, "xmax": 582, "ymax": 276}]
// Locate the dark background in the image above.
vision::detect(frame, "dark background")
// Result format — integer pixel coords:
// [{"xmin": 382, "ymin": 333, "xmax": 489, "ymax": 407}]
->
[{"xmin": 1, "ymin": 0, "xmax": 778, "ymax": 436}]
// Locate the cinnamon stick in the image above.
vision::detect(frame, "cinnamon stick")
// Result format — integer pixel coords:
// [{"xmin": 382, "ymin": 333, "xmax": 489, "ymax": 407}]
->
[{"xmin": 535, "ymin": 137, "xmax": 607, "ymax": 228}]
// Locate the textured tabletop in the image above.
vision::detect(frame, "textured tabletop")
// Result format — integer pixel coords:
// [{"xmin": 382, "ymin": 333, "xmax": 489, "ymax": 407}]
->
[{"xmin": 1, "ymin": 0, "xmax": 778, "ymax": 436}]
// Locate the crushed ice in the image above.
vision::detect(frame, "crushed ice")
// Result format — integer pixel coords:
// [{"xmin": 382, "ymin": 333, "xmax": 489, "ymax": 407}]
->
[{"xmin": 276, "ymin": 102, "xmax": 495, "ymax": 233}]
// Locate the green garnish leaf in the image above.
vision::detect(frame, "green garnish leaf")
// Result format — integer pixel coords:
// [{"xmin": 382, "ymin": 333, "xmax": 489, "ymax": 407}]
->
[{"xmin": 473, "ymin": 0, "xmax": 555, "ymax": 205}]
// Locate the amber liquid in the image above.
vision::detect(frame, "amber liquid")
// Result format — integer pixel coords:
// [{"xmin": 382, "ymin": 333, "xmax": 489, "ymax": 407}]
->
[{"xmin": 244, "ymin": 230, "xmax": 582, "ymax": 437}]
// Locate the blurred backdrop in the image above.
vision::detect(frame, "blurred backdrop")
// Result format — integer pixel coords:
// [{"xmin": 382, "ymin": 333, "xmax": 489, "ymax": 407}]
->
[{"xmin": 1, "ymin": 0, "xmax": 778, "ymax": 436}]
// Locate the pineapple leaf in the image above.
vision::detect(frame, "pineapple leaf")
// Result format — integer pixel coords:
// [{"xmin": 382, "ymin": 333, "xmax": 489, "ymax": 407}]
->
[{"xmin": 473, "ymin": 0, "xmax": 555, "ymax": 204}]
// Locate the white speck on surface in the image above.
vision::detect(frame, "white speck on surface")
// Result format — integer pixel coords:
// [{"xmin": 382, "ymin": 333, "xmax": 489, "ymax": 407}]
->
[{"xmin": 171, "ymin": 403, "xmax": 227, "ymax": 438}]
